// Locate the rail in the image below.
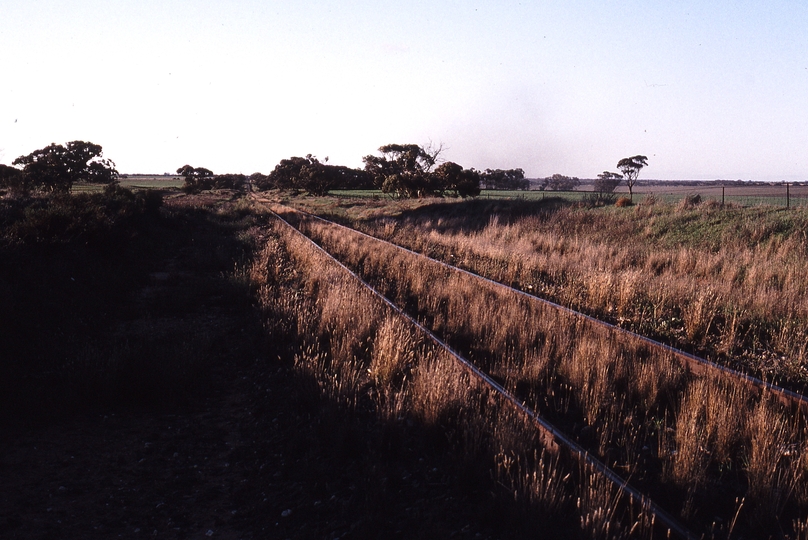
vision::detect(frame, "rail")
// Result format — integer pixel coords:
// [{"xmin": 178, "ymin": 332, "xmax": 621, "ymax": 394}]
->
[
  {"xmin": 263, "ymin": 201, "xmax": 697, "ymax": 539},
  {"xmin": 264, "ymin": 199, "xmax": 808, "ymax": 415}
]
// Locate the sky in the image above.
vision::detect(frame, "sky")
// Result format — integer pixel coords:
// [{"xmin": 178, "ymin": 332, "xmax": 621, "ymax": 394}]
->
[{"xmin": 1, "ymin": 0, "xmax": 806, "ymax": 180}]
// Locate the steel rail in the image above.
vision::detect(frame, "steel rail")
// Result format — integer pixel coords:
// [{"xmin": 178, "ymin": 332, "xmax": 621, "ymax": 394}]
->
[
  {"xmin": 264, "ymin": 203, "xmax": 697, "ymax": 540},
  {"xmin": 266, "ymin": 200, "xmax": 808, "ymax": 414}
]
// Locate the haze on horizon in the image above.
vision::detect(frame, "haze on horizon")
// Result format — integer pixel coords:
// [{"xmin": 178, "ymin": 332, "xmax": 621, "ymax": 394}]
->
[{"xmin": 1, "ymin": 0, "xmax": 806, "ymax": 182}]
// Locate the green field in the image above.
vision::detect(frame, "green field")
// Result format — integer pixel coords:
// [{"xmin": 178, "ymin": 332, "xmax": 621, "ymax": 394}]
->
[
  {"xmin": 71, "ymin": 176, "xmax": 184, "ymax": 193},
  {"xmin": 73, "ymin": 180, "xmax": 808, "ymax": 207},
  {"xmin": 329, "ymin": 185, "xmax": 808, "ymax": 207},
  {"xmin": 118, "ymin": 176, "xmax": 184, "ymax": 189},
  {"xmin": 328, "ymin": 189, "xmax": 584, "ymax": 201}
]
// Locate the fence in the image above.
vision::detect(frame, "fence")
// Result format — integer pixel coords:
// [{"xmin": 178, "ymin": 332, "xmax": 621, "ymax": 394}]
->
[
  {"xmin": 476, "ymin": 184, "xmax": 808, "ymax": 208},
  {"xmin": 328, "ymin": 185, "xmax": 808, "ymax": 208},
  {"xmin": 631, "ymin": 183, "xmax": 808, "ymax": 208}
]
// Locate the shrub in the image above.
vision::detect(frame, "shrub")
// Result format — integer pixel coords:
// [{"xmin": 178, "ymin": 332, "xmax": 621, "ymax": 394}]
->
[
  {"xmin": 615, "ymin": 196, "xmax": 633, "ymax": 207},
  {"xmin": 0, "ymin": 186, "xmax": 162, "ymax": 245},
  {"xmin": 136, "ymin": 188, "xmax": 164, "ymax": 215}
]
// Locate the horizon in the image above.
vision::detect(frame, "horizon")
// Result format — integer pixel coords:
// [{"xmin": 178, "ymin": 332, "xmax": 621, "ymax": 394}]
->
[
  {"xmin": 2, "ymin": 1, "xmax": 806, "ymax": 182},
  {"xmin": 118, "ymin": 171, "xmax": 805, "ymax": 185}
]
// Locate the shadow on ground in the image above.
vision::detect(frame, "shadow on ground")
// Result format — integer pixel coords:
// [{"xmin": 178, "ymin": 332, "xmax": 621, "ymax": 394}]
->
[
  {"xmin": 368, "ymin": 197, "xmax": 570, "ymax": 235},
  {"xmin": 0, "ymin": 191, "xmax": 576, "ymax": 539}
]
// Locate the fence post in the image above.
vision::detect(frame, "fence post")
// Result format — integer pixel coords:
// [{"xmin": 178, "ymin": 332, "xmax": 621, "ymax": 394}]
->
[
  {"xmin": 787, "ymin": 183, "xmax": 790, "ymax": 209},
  {"xmin": 722, "ymin": 186, "xmax": 725, "ymax": 207}
]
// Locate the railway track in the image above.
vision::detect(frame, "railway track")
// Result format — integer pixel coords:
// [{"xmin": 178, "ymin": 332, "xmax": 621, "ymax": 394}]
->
[
  {"xmin": 263, "ymin": 202, "xmax": 698, "ymax": 539},
  {"xmin": 264, "ymin": 199, "xmax": 808, "ymax": 416}
]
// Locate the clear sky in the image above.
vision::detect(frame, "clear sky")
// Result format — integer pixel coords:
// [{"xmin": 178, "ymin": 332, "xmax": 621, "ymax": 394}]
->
[{"xmin": 1, "ymin": 0, "xmax": 806, "ymax": 180}]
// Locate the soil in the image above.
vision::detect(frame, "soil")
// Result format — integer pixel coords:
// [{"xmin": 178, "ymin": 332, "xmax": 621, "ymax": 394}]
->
[{"xmin": 0, "ymin": 192, "xmax": 556, "ymax": 540}]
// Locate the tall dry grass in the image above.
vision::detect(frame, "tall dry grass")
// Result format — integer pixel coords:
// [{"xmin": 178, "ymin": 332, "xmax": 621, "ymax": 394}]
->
[
  {"xmin": 275, "ymin": 204, "xmax": 808, "ymax": 535},
  {"xmin": 251, "ymin": 215, "xmax": 659, "ymax": 537},
  {"xmin": 320, "ymin": 201, "xmax": 808, "ymax": 385}
]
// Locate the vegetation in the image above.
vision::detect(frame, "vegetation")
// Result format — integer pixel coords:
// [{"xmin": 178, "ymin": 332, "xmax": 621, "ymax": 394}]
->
[
  {"xmin": 253, "ymin": 206, "xmax": 660, "ymax": 536},
  {"xmin": 3, "ymin": 188, "xmax": 625, "ymax": 537},
  {"xmin": 362, "ymin": 143, "xmax": 483, "ymax": 198},
  {"xmin": 0, "ymin": 186, "xmax": 269, "ymax": 422},
  {"xmin": 177, "ymin": 164, "xmax": 252, "ymax": 193},
  {"xmin": 480, "ymin": 168, "xmax": 529, "ymax": 191},
  {"xmin": 433, "ymin": 161, "xmax": 482, "ymax": 198},
  {"xmin": 3, "ymin": 141, "xmax": 117, "ymax": 196},
  {"xmin": 272, "ymin": 199, "xmax": 808, "ymax": 536},
  {"xmin": 540, "ymin": 174, "xmax": 582, "ymax": 191},
  {"xmin": 288, "ymin": 196, "xmax": 808, "ymax": 389},
  {"xmin": 8, "ymin": 173, "xmax": 808, "ymax": 537},
  {"xmin": 595, "ymin": 171, "xmax": 623, "ymax": 193},
  {"xmin": 254, "ymin": 154, "xmax": 372, "ymax": 195},
  {"xmin": 617, "ymin": 155, "xmax": 648, "ymax": 201}
]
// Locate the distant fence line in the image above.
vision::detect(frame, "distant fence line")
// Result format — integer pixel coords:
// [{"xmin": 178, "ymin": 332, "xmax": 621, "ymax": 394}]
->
[
  {"xmin": 474, "ymin": 185, "xmax": 808, "ymax": 208},
  {"xmin": 284, "ymin": 185, "xmax": 808, "ymax": 208}
]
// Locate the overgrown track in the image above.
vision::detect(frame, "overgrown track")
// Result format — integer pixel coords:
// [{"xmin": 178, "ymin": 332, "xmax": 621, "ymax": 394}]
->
[
  {"xmin": 267, "ymin": 200, "xmax": 808, "ymax": 416},
  {"xmin": 263, "ymin": 201, "xmax": 697, "ymax": 539}
]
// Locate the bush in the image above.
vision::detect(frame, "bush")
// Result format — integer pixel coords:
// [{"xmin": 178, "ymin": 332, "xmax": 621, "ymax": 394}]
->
[
  {"xmin": 615, "ymin": 196, "xmax": 633, "ymax": 207},
  {"xmin": 0, "ymin": 186, "xmax": 162, "ymax": 245},
  {"xmin": 137, "ymin": 188, "xmax": 164, "ymax": 215}
]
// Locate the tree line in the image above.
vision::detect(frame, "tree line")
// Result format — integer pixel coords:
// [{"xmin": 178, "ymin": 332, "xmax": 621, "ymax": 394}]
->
[
  {"xmin": 2, "ymin": 140, "xmax": 648, "ymax": 201},
  {"xmin": 176, "ymin": 143, "xmax": 530, "ymax": 198}
]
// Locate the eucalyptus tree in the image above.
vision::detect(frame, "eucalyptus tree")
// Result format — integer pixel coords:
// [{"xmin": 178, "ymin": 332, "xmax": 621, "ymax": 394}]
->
[
  {"xmin": 616, "ymin": 155, "xmax": 648, "ymax": 201},
  {"xmin": 12, "ymin": 141, "xmax": 117, "ymax": 194},
  {"xmin": 177, "ymin": 165, "xmax": 214, "ymax": 193},
  {"xmin": 362, "ymin": 143, "xmax": 445, "ymax": 197},
  {"xmin": 594, "ymin": 171, "xmax": 623, "ymax": 194},
  {"xmin": 544, "ymin": 174, "xmax": 581, "ymax": 191},
  {"xmin": 433, "ymin": 161, "xmax": 481, "ymax": 198}
]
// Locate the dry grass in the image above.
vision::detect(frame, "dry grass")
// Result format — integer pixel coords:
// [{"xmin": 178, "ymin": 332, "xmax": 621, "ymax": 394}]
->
[
  {"xmin": 248, "ymin": 211, "xmax": 672, "ymax": 537},
  {"xmin": 271, "ymin": 202, "xmax": 808, "ymax": 536},
  {"xmin": 496, "ymin": 449, "xmax": 571, "ymax": 515},
  {"xmin": 290, "ymin": 198, "xmax": 808, "ymax": 387},
  {"xmin": 369, "ymin": 315, "xmax": 417, "ymax": 387},
  {"xmin": 744, "ymin": 396, "xmax": 806, "ymax": 520}
]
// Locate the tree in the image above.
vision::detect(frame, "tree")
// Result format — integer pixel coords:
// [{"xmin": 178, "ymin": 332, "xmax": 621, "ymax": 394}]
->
[
  {"xmin": 212, "ymin": 173, "xmax": 247, "ymax": 191},
  {"xmin": 594, "ymin": 171, "xmax": 623, "ymax": 194},
  {"xmin": 294, "ymin": 156, "xmax": 333, "ymax": 196},
  {"xmin": 262, "ymin": 155, "xmax": 369, "ymax": 196},
  {"xmin": 433, "ymin": 162, "xmax": 481, "ymax": 198},
  {"xmin": 177, "ymin": 165, "xmax": 214, "ymax": 193},
  {"xmin": 0, "ymin": 163, "xmax": 27, "ymax": 197},
  {"xmin": 543, "ymin": 174, "xmax": 581, "ymax": 191},
  {"xmin": 616, "ymin": 155, "xmax": 648, "ymax": 201},
  {"xmin": 362, "ymin": 143, "xmax": 444, "ymax": 197},
  {"xmin": 249, "ymin": 172, "xmax": 269, "ymax": 191},
  {"xmin": 12, "ymin": 141, "xmax": 117, "ymax": 193},
  {"xmin": 323, "ymin": 164, "xmax": 374, "ymax": 190},
  {"xmin": 265, "ymin": 155, "xmax": 327, "ymax": 194},
  {"xmin": 481, "ymin": 168, "xmax": 528, "ymax": 190},
  {"xmin": 264, "ymin": 157, "xmax": 308, "ymax": 191}
]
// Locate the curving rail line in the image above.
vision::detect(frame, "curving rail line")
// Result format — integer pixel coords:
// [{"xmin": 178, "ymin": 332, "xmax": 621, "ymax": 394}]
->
[
  {"xmin": 263, "ymin": 201, "xmax": 697, "ymax": 540},
  {"xmin": 264, "ymin": 199, "xmax": 808, "ymax": 415}
]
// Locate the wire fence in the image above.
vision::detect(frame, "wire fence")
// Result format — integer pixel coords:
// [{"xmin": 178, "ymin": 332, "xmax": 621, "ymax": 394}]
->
[
  {"xmin": 633, "ymin": 184, "xmax": 808, "ymax": 208},
  {"xmin": 478, "ymin": 184, "xmax": 808, "ymax": 208}
]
